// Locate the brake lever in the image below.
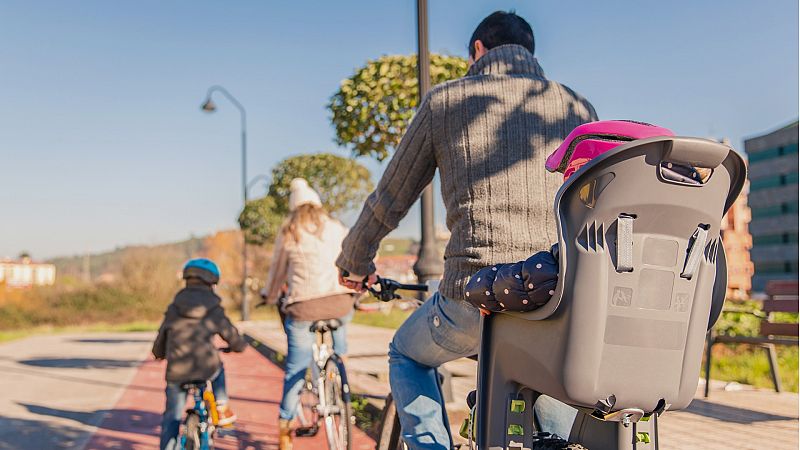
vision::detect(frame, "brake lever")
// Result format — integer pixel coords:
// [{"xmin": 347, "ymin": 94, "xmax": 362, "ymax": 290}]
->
[{"xmin": 365, "ymin": 277, "xmax": 401, "ymax": 302}]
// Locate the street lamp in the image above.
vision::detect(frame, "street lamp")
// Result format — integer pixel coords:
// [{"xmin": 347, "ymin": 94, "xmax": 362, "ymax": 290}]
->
[
  {"xmin": 200, "ymin": 85, "xmax": 251, "ymax": 321},
  {"xmin": 247, "ymin": 174, "xmax": 271, "ymax": 197},
  {"xmin": 412, "ymin": 0, "xmax": 443, "ymax": 284}
]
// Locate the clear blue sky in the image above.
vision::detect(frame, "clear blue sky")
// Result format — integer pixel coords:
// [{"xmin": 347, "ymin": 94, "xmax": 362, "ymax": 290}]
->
[{"xmin": 1, "ymin": 0, "xmax": 797, "ymax": 259}]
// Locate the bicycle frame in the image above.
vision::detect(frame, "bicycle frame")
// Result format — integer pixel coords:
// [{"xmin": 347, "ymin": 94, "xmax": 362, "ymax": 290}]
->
[
  {"xmin": 181, "ymin": 383, "xmax": 215, "ymax": 450},
  {"xmin": 312, "ymin": 328, "xmax": 336, "ymax": 418},
  {"xmin": 299, "ymin": 322, "xmax": 352, "ymax": 450}
]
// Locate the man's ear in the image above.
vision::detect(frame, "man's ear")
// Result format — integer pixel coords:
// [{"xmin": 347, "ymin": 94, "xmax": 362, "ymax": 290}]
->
[{"xmin": 473, "ymin": 40, "xmax": 487, "ymax": 60}]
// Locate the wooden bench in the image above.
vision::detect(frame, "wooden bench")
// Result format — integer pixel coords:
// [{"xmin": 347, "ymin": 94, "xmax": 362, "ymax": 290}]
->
[{"xmin": 704, "ymin": 280, "xmax": 799, "ymax": 397}]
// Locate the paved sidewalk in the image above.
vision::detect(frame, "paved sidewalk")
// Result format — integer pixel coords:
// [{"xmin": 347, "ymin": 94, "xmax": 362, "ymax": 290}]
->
[
  {"xmin": 0, "ymin": 332, "xmax": 156, "ymax": 449},
  {"xmin": 243, "ymin": 319, "xmax": 799, "ymax": 450}
]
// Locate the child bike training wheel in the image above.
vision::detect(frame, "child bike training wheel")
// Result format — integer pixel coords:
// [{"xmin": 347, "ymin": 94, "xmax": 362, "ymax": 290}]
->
[{"xmin": 321, "ymin": 355, "xmax": 352, "ymax": 450}]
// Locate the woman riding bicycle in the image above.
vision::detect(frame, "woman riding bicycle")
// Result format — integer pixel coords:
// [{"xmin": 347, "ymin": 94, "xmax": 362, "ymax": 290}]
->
[{"xmin": 262, "ymin": 178, "xmax": 356, "ymax": 450}]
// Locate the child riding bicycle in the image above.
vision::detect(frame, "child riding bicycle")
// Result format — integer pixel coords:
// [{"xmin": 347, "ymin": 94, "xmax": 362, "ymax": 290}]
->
[{"xmin": 152, "ymin": 258, "xmax": 248, "ymax": 450}]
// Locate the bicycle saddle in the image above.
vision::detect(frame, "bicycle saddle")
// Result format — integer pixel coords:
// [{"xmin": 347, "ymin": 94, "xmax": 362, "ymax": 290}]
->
[
  {"xmin": 180, "ymin": 380, "xmax": 208, "ymax": 390},
  {"xmin": 309, "ymin": 318, "xmax": 343, "ymax": 333}
]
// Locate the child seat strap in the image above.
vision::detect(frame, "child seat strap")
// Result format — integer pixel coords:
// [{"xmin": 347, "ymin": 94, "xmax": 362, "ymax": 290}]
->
[
  {"xmin": 616, "ymin": 214, "xmax": 635, "ymax": 272},
  {"xmin": 681, "ymin": 224, "xmax": 710, "ymax": 280}
]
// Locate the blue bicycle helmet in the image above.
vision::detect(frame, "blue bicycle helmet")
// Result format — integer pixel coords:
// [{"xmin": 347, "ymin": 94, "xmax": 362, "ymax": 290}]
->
[{"xmin": 182, "ymin": 258, "xmax": 220, "ymax": 285}]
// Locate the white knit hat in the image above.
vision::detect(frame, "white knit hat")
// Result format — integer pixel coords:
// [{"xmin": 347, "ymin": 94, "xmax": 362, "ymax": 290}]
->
[{"xmin": 288, "ymin": 178, "xmax": 322, "ymax": 211}]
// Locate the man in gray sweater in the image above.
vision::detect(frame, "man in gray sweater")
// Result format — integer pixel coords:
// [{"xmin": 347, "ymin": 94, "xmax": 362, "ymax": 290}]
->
[{"xmin": 337, "ymin": 11, "xmax": 597, "ymax": 449}]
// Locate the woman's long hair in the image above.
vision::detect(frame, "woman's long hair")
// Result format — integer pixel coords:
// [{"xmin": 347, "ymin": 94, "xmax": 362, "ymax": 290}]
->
[{"xmin": 282, "ymin": 203, "xmax": 328, "ymax": 243}]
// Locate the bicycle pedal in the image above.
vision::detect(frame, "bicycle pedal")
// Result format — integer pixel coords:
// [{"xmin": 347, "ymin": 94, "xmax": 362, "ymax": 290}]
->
[{"xmin": 294, "ymin": 425, "xmax": 319, "ymax": 437}]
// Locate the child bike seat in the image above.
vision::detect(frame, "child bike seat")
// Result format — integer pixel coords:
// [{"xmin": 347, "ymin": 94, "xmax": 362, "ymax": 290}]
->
[{"xmin": 478, "ymin": 135, "xmax": 746, "ymax": 418}]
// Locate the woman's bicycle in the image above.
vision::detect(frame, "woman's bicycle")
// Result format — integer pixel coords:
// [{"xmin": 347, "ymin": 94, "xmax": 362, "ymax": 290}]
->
[{"xmin": 292, "ymin": 317, "xmax": 354, "ymax": 450}]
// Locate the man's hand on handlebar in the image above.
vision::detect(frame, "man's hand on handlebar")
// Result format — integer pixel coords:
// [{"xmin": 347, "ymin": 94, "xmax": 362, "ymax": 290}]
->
[{"xmin": 338, "ymin": 269, "xmax": 378, "ymax": 293}]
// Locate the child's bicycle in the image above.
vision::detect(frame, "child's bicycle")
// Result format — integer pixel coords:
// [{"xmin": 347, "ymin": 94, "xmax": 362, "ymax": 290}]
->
[{"xmin": 179, "ymin": 348, "xmax": 232, "ymax": 450}]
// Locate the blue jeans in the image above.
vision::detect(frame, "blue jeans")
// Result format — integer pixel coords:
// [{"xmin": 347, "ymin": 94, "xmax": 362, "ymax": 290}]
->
[
  {"xmin": 388, "ymin": 292, "xmax": 578, "ymax": 449},
  {"xmin": 279, "ymin": 310, "xmax": 353, "ymax": 420},
  {"xmin": 160, "ymin": 366, "xmax": 229, "ymax": 450}
]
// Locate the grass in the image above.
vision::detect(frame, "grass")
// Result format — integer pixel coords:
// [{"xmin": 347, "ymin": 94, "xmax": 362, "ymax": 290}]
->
[
  {"xmin": 227, "ymin": 303, "xmax": 282, "ymax": 322},
  {"xmin": 704, "ymin": 344, "xmax": 798, "ymax": 392},
  {"xmin": 353, "ymin": 308, "xmax": 413, "ymax": 329},
  {"xmin": 709, "ymin": 301, "xmax": 799, "ymax": 392}
]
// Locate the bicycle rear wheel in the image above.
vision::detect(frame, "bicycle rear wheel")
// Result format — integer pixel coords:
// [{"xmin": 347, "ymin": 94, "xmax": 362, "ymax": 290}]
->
[{"xmin": 320, "ymin": 355, "xmax": 352, "ymax": 450}]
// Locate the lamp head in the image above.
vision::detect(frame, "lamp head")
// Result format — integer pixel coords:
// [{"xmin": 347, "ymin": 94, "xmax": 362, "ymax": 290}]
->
[{"xmin": 201, "ymin": 98, "xmax": 217, "ymax": 112}]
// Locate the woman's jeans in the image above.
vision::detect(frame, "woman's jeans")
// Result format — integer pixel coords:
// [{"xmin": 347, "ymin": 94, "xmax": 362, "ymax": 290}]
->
[
  {"xmin": 388, "ymin": 292, "xmax": 578, "ymax": 449},
  {"xmin": 279, "ymin": 310, "xmax": 353, "ymax": 420},
  {"xmin": 160, "ymin": 366, "xmax": 229, "ymax": 450}
]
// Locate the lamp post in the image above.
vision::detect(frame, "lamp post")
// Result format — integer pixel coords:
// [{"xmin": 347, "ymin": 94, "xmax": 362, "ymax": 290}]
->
[
  {"xmin": 412, "ymin": 0, "xmax": 443, "ymax": 284},
  {"xmin": 200, "ymin": 85, "xmax": 251, "ymax": 320},
  {"xmin": 247, "ymin": 174, "xmax": 271, "ymax": 197}
]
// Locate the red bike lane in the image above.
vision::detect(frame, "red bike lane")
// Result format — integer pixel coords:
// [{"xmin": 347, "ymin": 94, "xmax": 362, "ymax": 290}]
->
[{"xmin": 83, "ymin": 344, "xmax": 375, "ymax": 450}]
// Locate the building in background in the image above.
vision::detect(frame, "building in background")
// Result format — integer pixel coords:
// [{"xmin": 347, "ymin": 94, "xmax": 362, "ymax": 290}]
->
[
  {"xmin": 0, "ymin": 256, "xmax": 56, "ymax": 287},
  {"xmin": 744, "ymin": 121, "xmax": 799, "ymax": 292},
  {"xmin": 721, "ymin": 180, "xmax": 753, "ymax": 299}
]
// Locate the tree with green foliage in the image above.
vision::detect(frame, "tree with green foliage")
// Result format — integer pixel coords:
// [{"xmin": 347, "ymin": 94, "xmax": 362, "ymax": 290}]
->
[
  {"xmin": 328, "ymin": 54, "xmax": 468, "ymax": 161},
  {"xmin": 238, "ymin": 195, "xmax": 283, "ymax": 246},
  {"xmin": 239, "ymin": 153, "xmax": 373, "ymax": 245}
]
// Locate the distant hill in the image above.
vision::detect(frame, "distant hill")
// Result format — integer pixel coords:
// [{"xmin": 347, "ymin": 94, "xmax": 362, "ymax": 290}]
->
[
  {"xmin": 48, "ymin": 236, "xmax": 207, "ymax": 281},
  {"xmin": 48, "ymin": 234, "xmax": 436, "ymax": 282}
]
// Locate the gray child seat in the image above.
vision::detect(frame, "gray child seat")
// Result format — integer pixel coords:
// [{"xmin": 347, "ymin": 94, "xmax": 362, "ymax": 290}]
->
[{"xmin": 475, "ymin": 136, "xmax": 746, "ymax": 450}]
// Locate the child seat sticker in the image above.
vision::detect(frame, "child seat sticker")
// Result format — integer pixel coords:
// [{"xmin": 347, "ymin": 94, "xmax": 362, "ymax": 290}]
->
[{"xmin": 611, "ymin": 287, "xmax": 633, "ymax": 307}]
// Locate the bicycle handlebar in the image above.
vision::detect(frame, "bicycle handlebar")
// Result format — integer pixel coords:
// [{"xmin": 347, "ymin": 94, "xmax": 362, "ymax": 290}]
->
[{"xmin": 365, "ymin": 276, "xmax": 428, "ymax": 302}]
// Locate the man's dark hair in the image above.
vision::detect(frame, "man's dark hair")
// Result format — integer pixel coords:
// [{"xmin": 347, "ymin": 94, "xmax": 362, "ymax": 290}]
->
[{"xmin": 469, "ymin": 11, "xmax": 535, "ymax": 58}]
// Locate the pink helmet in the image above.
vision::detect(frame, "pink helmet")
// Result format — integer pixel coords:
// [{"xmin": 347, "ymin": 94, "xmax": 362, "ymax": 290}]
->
[{"xmin": 546, "ymin": 120, "xmax": 674, "ymax": 180}]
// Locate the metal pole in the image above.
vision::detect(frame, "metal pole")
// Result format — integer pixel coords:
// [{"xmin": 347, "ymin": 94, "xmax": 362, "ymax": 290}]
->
[
  {"xmin": 240, "ymin": 113, "xmax": 249, "ymax": 321},
  {"xmin": 203, "ymin": 86, "xmax": 249, "ymax": 320},
  {"xmin": 412, "ymin": 0, "xmax": 443, "ymax": 284}
]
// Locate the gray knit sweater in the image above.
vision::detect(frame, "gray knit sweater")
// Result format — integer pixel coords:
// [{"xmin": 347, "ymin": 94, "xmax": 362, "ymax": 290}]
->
[{"xmin": 336, "ymin": 44, "xmax": 598, "ymax": 301}]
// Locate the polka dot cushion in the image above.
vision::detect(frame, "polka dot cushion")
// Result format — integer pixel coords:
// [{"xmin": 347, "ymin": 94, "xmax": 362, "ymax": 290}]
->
[
  {"xmin": 464, "ymin": 245, "xmax": 559, "ymax": 312},
  {"xmin": 464, "ymin": 265, "xmax": 502, "ymax": 311}
]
